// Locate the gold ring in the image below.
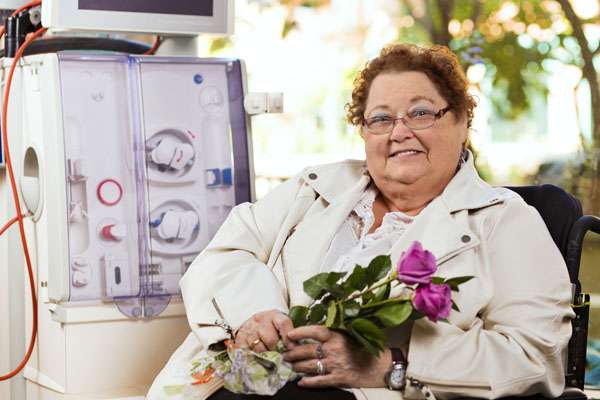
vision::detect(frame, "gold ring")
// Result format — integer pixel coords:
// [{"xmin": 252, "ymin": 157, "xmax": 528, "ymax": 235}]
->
[{"xmin": 250, "ymin": 338, "xmax": 261, "ymax": 347}]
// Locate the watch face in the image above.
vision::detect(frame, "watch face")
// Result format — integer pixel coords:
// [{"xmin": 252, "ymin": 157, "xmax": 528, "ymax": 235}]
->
[{"xmin": 388, "ymin": 366, "xmax": 406, "ymax": 390}]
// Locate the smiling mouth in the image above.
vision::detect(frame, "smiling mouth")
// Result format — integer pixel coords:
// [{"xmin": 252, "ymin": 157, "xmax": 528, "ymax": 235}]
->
[{"xmin": 388, "ymin": 150, "xmax": 424, "ymax": 158}]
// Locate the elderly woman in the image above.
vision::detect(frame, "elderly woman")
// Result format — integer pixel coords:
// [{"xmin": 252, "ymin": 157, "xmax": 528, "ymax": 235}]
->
[{"xmin": 148, "ymin": 44, "xmax": 574, "ymax": 400}]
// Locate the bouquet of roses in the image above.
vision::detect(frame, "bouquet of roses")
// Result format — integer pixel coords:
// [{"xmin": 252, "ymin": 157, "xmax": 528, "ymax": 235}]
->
[{"xmin": 163, "ymin": 241, "xmax": 473, "ymax": 398}]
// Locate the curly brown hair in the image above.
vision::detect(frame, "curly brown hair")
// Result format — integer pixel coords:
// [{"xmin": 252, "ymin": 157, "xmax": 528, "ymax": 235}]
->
[{"xmin": 346, "ymin": 43, "xmax": 476, "ymax": 128}]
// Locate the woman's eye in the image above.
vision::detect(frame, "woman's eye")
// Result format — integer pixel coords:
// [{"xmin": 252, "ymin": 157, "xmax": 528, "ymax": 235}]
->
[
  {"xmin": 368, "ymin": 116, "xmax": 392, "ymax": 125},
  {"xmin": 409, "ymin": 109, "xmax": 435, "ymax": 119}
]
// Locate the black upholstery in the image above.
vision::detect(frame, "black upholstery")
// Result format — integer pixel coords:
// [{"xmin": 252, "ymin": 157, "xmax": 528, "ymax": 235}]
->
[{"xmin": 507, "ymin": 185, "xmax": 583, "ymax": 261}]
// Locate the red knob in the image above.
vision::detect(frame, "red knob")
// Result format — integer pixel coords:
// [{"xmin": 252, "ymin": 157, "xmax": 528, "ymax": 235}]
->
[{"xmin": 101, "ymin": 224, "xmax": 127, "ymax": 241}]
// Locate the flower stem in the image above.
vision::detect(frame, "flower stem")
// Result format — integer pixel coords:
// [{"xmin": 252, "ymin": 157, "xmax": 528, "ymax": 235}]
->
[
  {"xmin": 346, "ymin": 273, "xmax": 397, "ymax": 302},
  {"xmin": 361, "ymin": 296, "xmax": 411, "ymax": 309}
]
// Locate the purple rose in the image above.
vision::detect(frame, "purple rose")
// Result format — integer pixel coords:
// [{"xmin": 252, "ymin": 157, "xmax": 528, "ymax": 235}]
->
[
  {"xmin": 397, "ymin": 241, "xmax": 437, "ymax": 285},
  {"xmin": 413, "ymin": 283, "xmax": 452, "ymax": 322}
]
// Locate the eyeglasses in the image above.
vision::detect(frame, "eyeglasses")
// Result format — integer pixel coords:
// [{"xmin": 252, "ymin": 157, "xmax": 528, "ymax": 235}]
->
[{"xmin": 363, "ymin": 106, "xmax": 451, "ymax": 135}]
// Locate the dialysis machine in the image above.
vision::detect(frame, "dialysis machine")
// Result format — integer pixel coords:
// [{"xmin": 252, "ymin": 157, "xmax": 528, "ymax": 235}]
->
[{"xmin": 0, "ymin": 1, "xmax": 280, "ymax": 399}]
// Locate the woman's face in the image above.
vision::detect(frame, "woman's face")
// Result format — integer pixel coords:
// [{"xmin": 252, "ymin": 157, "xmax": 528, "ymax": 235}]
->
[{"xmin": 361, "ymin": 71, "xmax": 468, "ymax": 195}]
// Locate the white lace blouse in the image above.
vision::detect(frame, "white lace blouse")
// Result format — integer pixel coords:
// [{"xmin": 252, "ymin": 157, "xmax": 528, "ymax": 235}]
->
[{"xmin": 320, "ymin": 184, "xmax": 416, "ymax": 274}]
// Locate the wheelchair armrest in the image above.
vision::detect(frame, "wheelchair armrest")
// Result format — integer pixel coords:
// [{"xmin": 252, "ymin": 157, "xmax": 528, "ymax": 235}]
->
[
  {"xmin": 557, "ymin": 387, "xmax": 589, "ymax": 399},
  {"xmin": 566, "ymin": 215, "xmax": 600, "ymax": 296}
]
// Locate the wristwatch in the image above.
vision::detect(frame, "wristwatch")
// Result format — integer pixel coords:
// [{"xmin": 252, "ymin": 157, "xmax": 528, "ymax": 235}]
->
[{"xmin": 385, "ymin": 347, "xmax": 407, "ymax": 391}]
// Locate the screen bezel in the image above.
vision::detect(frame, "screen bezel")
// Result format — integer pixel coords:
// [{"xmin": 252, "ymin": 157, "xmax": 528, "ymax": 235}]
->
[{"xmin": 42, "ymin": 0, "xmax": 232, "ymax": 36}]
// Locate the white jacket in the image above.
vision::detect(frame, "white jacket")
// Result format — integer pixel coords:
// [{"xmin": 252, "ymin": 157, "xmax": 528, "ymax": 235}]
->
[{"xmin": 150, "ymin": 155, "xmax": 574, "ymax": 400}]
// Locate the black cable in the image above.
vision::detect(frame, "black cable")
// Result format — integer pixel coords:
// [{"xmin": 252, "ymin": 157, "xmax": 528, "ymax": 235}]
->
[
  {"xmin": 0, "ymin": 36, "xmax": 153, "ymax": 58},
  {"xmin": 5, "ymin": 10, "xmax": 37, "ymax": 57}
]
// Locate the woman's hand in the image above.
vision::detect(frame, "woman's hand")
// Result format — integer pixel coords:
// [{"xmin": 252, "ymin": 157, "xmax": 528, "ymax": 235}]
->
[
  {"xmin": 284, "ymin": 325, "xmax": 392, "ymax": 388},
  {"xmin": 234, "ymin": 309, "xmax": 296, "ymax": 353}
]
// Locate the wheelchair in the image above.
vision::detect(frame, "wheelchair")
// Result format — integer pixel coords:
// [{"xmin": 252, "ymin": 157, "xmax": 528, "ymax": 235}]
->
[{"xmin": 455, "ymin": 184, "xmax": 598, "ymax": 400}]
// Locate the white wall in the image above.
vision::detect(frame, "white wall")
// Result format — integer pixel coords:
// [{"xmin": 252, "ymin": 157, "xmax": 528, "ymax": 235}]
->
[{"xmin": 0, "ymin": 170, "xmax": 10, "ymax": 400}]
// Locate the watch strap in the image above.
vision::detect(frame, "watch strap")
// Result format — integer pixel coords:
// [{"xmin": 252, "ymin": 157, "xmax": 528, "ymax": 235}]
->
[
  {"xmin": 386, "ymin": 347, "xmax": 408, "ymax": 391},
  {"xmin": 390, "ymin": 347, "xmax": 407, "ymax": 365}
]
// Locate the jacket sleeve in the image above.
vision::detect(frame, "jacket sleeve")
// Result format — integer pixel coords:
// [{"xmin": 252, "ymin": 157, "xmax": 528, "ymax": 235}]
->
[
  {"xmin": 180, "ymin": 171, "xmax": 312, "ymax": 350},
  {"xmin": 405, "ymin": 198, "xmax": 575, "ymax": 399}
]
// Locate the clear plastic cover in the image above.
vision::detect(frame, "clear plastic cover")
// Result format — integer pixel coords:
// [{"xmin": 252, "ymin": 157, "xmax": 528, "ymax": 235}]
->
[
  {"xmin": 138, "ymin": 59, "xmax": 237, "ymax": 301},
  {"xmin": 58, "ymin": 54, "xmax": 251, "ymax": 317},
  {"xmin": 60, "ymin": 54, "xmax": 141, "ymax": 302}
]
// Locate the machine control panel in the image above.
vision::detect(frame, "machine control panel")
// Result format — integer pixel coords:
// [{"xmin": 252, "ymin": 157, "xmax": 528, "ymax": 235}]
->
[{"xmin": 58, "ymin": 55, "xmax": 250, "ymax": 315}]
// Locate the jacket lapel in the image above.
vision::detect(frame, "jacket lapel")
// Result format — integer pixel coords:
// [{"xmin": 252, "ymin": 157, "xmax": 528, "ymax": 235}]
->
[
  {"xmin": 389, "ymin": 196, "xmax": 480, "ymax": 269},
  {"xmin": 284, "ymin": 173, "xmax": 370, "ymax": 306}
]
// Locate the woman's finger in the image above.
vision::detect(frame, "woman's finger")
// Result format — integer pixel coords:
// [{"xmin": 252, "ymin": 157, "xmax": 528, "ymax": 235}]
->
[
  {"xmin": 272, "ymin": 313, "xmax": 296, "ymax": 349},
  {"xmin": 298, "ymin": 374, "xmax": 343, "ymax": 388},
  {"xmin": 292, "ymin": 358, "xmax": 327, "ymax": 375},
  {"xmin": 287, "ymin": 325, "xmax": 332, "ymax": 343},
  {"xmin": 258, "ymin": 326, "xmax": 280, "ymax": 351},
  {"xmin": 250, "ymin": 339, "xmax": 268, "ymax": 353},
  {"xmin": 283, "ymin": 343, "xmax": 320, "ymax": 362},
  {"xmin": 235, "ymin": 310, "xmax": 296, "ymax": 352}
]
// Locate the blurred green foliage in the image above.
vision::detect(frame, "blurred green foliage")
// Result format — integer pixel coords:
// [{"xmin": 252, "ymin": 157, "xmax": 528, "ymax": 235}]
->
[{"xmin": 237, "ymin": 0, "xmax": 597, "ymax": 138}]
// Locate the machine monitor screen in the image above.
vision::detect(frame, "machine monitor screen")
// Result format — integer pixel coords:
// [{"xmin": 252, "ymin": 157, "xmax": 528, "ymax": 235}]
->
[
  {"xmin": 78, "ymin": 0, "xmax": 214, "ymax": 17},
  {"xmin": 42, "ymin": 0, "xmax": 232, "ymax": 35}
]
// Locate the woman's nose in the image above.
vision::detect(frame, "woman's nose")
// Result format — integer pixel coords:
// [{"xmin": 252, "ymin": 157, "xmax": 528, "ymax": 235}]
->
[{"xmin": 389, "ymin": 118, "xmax": 416, "ymax": 141}]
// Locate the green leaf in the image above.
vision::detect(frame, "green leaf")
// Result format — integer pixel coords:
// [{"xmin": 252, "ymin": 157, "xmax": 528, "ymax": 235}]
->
[
  {"xmin": 337, "ymin": 302, "xmax": 345, "ymax": 328},
  {"xmin": 309, "ymin": 303, "xmax": 326, "ymax": 324},
  {"xmin": 431, "ymin": 276, "xmax": 445, "ymax": 284},
  {"xmin": 348, "ymin": 327, "xmax": 381, "ymax": 356},
  {"xmin": 445, "ymin": 276, "xmax": 475, "ymax": 292},
  {"xmin": 303, "ymin": 271, "xmax": 347, "ymax": 299},
  {"xmin": 370, "ymin": 282, "xmax": 391, "ymax": 304},
  {"xmin": 325, "ymin": 300, "xmax": 337, "ymax": 328},
  {"xmin": 320, "ymin": 294, "xmax": 334, "ymax": 305},
  {"xmin": 342, "ymin": 264, "xmax": 368, "ymax": 296},
  {"xmin": 350, "ymin": 318, "xmax": 386, "ymax": 355},
  {"xmin": 351, "ymin": 318, "xmax": 383, "ymax": 336},
  {"xmin": 289, "ymin": 305, "xmax": 309, "ymax": 327},
  {"xmin": 374, "ymin": 302, "xmax": 413, "ymax": 328},
  {"xmin": 365, "ymin": 255, "xmax": 391, "ymax": 286},
  {"xmin": 343, "ymin": 300, "xmax": 361, "ymax": 318},
  {"xmin": 452, "ymin": 300, "xmax": 460, "ymax": 312},
  {"xmin": 328, "ymin": 285, "xmax": 345, "ymax": 299},
  {"xmin": 409, "ymin": 309, "xmax": 426, "ymax": 321}
]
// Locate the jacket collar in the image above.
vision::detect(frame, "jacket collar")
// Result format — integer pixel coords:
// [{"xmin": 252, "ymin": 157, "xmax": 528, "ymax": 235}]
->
[
  {"xmin": 302, "ymin": 151, "xmax": 505, "ymax": 212},
  {"xmin": 439, "ymin": 151, "xmax": 505, "ymax": 213},
  {"xmin": 301, "ymin": 160, "xmax": 370, "ymax": 205}
]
